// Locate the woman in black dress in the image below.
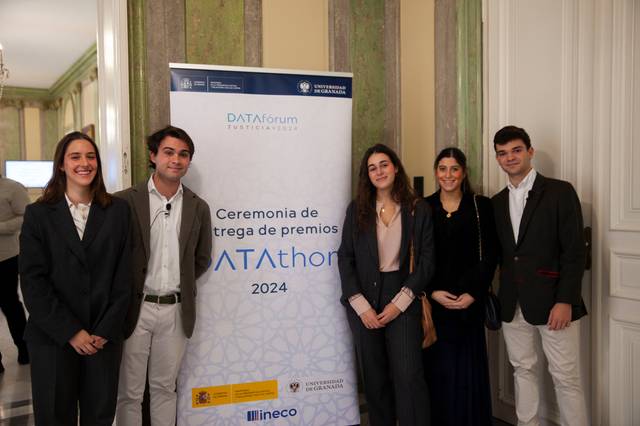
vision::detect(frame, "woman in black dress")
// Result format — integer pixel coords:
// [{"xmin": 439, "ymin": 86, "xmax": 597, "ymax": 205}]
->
[{"xmin": 423, "ymin": 147, "xmax": 497, "ymax": 426}]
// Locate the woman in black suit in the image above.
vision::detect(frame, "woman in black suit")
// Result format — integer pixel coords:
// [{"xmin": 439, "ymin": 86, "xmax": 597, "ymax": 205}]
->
[
  {"xmin": 19, "ymin": 132, "xmax": 131, "ymax": 425},
  {"xmin": 338, "ymin": 144, "xmax": 435, "ymax": 426},
  {"xmin": 423, "ymin": 147, "xmax": 498, "ymax": 426}
]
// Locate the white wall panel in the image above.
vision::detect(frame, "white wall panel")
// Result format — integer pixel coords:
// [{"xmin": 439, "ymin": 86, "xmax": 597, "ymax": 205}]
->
[
  {"xmin": 610, "ymin": 250, "xmax": 640, "ymax": 301},
  {"xmin": 609, "ymin": 319, "xmax": 640, "ymax": 426},
  {"xmin": 610, "ymin": 0, "xmax": 640, "ymax": 231}
]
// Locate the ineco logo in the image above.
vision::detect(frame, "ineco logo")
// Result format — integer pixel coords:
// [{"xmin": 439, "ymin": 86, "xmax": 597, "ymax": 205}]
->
[{"xmin": 246, "ymin": 408, "xmax": 298, "ymax": 422}]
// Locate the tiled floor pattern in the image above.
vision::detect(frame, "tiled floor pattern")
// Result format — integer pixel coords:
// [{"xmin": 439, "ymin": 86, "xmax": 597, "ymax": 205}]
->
[
  {"xmin": 0, "ymin": 313, "xmax": 33, "ymax": 425},
  {"xmin": 1, "ymin": 313, "xmax": 512, "ymax": 425}
]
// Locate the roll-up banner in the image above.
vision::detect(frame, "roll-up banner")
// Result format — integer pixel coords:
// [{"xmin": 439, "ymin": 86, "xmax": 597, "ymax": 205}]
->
[{"xmin": 169, "ymin": 64, "xmax": 359, "ymax": 425}]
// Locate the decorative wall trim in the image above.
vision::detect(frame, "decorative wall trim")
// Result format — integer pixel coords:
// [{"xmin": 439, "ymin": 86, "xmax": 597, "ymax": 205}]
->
[
  {"xmin": 2, "ymin": 45, "xmax": 96, "ymax": 109},
  {"xmin": 50, "ymin": 44, "xmax": 97, "ymax": 99},
  {"xmin": 384, "ymin": 0, "xmax": 401, "ymax": 153},
  {"xmin": 610, "ymin": 249, "xmax": 640, "ymax": 301},
  {"xmin": 244, "ymin": 0, "xmax": 263, "ymax": 67},
  {"xmin": 483, "ymin": 0, "xmax": 513, "ymax": 196},
  {"xmin": 610, "ymin": 0, "xmax": 640, "ymax": 231},
  {"xmin": 97, "ymin": 0, "xmax": 131, "ymax": 190},
  {"xmin": 1, "ymin": 87, "xmax": 50, "ymax": 103},
  {"xmin": 609, "ymin": 319, "xmax": 640, "ymax": 426},
  {"xmin": 19, "ymin": 107, "xmax": 25, "ymax": 161},
  {"xmin": 559, "ymin": 0, "xmax": 579, "ymax": 186}
]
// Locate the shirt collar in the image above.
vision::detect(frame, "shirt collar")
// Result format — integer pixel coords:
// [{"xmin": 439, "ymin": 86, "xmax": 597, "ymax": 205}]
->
[
  {"xmin": 147, "ymin": 175, "xmax": 183, "ymax": 202},
  {"xmin": 507, "ymin": 168, "xmax": 537, "ymax": 192},
  {"xmin": 64, "ymin": 193, "xmax": 91, "ymax": 208}
]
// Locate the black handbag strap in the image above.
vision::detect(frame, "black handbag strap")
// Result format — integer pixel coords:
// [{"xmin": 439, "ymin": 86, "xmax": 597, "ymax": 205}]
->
[
  {"xmin": 473, "ymin": 194, "xmax": 494, "ymax": 293},
  {"xmin": 472, "ymin": 194, "xmax": 482, "ymax": 261}
]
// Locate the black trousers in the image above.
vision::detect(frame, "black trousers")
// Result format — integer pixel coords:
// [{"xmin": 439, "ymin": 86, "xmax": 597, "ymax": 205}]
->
[
  {"xmin": 28, "ymin": 340, "xmax": 122, "ymax": 426},
  {"xmin": 348, "ymin": 271, "xmax": 430, "ymax": 426},
  {"xmin": 0, "ymin": 256, "xmax": 27, "ymax": 361}
]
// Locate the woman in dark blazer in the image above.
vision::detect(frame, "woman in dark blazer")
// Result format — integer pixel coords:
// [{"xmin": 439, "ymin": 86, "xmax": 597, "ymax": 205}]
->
[
  {"xmin": 19, "ymin": 132, "xmax": 131, "ymax": 426},
  {"xmin": 423, "ymin": 147, "xmax": 498, "ymax": 426},
  {"xmin": 338, "ymin": 144, "xmax": 435, "ymax": 426}
]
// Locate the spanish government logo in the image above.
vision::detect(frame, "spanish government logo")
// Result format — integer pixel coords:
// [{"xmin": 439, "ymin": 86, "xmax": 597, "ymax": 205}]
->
[
  {"xmin": 297, "ymin": 80, "xmax": 312, "ymax": 94},
  {"xmin": 194, "ymin": 390, "xmax": 211, "ymax": 406},
  {"xmin": 180, "ymin": 77, "xmax": 193, "ymax": 90}
]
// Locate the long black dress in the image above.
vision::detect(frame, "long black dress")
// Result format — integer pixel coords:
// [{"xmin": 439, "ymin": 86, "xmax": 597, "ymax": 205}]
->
[{"xmin": 423, "ymin": 191, "xmax": 498, "ymax": 426}]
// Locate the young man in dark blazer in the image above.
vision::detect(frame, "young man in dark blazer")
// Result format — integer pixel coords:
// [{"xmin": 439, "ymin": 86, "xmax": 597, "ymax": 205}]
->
[
  {"xmin": 491, "ymin": 126, "xmax": 588, "ymax": 426},
  {"xmin": 115, "ymin": 126, "xmax": 212, "ymax": 426}
]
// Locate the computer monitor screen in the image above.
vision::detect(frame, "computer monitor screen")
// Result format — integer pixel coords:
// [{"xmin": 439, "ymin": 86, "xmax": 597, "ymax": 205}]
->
[{"xmin": 4, "ymin": 160, "xmax": 53, "ymax": 188}]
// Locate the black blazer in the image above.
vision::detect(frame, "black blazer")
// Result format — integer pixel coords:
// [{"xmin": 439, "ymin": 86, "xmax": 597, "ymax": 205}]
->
[
  {"xmin": 492, "ymin": 173, "xmax": 587, "ymax": 325},
  {"xmin": 19, "ymin": 198, "xmax": 132, "ymax": 346},
  {"xmin": 338, "ymin": 200, "xmax": 435, "ymax": 311}
]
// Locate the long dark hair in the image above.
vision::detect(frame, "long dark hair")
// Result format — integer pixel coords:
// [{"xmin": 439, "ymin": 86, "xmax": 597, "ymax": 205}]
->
[
  {"xmin": 356, "ymin": 144, "xmax": 418, "ymax": 230},
  {"xmin": 434, "ymin": 147, "xmax": 473, "ymax": 194},
  {"xmin": 39, "ymin": 132, "xmax": 112, "ymax": 207}
]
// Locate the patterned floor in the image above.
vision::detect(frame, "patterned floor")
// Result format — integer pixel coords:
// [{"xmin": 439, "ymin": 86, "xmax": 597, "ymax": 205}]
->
[
  {"xmin": 0, "ymin": 313, "xmax": 513, "ymax": 425},
  {"xmin": 0, "ymin": 314, "xmax": 33, "ymax": 425}
]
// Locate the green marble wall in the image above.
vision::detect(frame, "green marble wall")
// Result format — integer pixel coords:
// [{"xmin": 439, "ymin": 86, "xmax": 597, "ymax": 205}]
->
[
  {"xmin": 128, "ymin": 0, "xmax": 247, "ymax": 183},
  {"xmin": 127, "ymin": 0, "xmax": 395, "ymax": 192},
  {"xmin": 350, "ymin": 0, "xmax": 386, "ymax": 191},
  {"xmin": 42, "ymin": 108, "xmax": 59, "ymax": 160},
  {"xmin": 186, "ymin": 0, "xmax": 245, "ymax": 65},
  {"xmin": 128, "ymin": 0, "xmax": 150, "ymax": 184},
  {"xmin": 456, "ymin": 0, "xmax": 482, "ymax": 192},
  {"xmin": 0, "ymin": 107, "xmax": 21, "ymax": 164}
]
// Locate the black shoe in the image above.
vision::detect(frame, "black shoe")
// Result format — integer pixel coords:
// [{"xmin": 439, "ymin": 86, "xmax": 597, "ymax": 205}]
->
[{"xmin": 17, "ymin": 345, "xmax": 29, "ymax": 365}]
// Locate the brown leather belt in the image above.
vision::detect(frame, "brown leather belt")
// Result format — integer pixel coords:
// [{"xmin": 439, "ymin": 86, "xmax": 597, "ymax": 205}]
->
[{"xmin": 144, "ymin": 293, "xmax": 181, "ymax": 304}]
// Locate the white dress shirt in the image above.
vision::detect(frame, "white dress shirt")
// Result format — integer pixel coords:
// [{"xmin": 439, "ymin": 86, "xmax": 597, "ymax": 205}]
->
[
  {"xmin": 507, "ymin": 168, "xmax": 537, "ymax": 242},
  {"xmin": 65, "ymin": 194, "xmax": 91, "ymax": 240},
  {"xmin": 144, "ymin": 176, "xmax": 183, "ymax": 296}
]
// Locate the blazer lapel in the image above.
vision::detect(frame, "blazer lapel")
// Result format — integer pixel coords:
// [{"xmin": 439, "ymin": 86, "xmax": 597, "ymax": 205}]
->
[
  {"xmin": 398, "ymin": 206, "xmax": 411, "ymax": 268},
  {"xmin": 179, "ymin": 187, "xmax": 197, "ymax": 264},
  {"xmin": 50, "ymin": 199, "xmax": 87, "ymax": 266},
  {"xmin": 132, "ymin": 185, "xmax": 151, "ymax": 260},
  {"xmin": 365, "ymin": 223, "xmax": 380, "ymax": 269},
  {"xmin": 496, "ymin": 189, "xmax": 517, "ymax": 248},
  {"xmin": 516, "ymin": 173, "xmax": 546, "ymax": 247},
  {"xmin": 81, "ymin": 202, "xmax": 105, "ymax": 249}
]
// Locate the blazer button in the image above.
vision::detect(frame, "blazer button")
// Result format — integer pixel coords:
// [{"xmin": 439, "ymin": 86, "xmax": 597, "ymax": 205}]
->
[
  {"xmin": 514, "ymin": 256, "xmax": 519, "ymax": 262},
  {"xmin": 373, "ymin": 281, "xmax": 377, "ymax": 287}
]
